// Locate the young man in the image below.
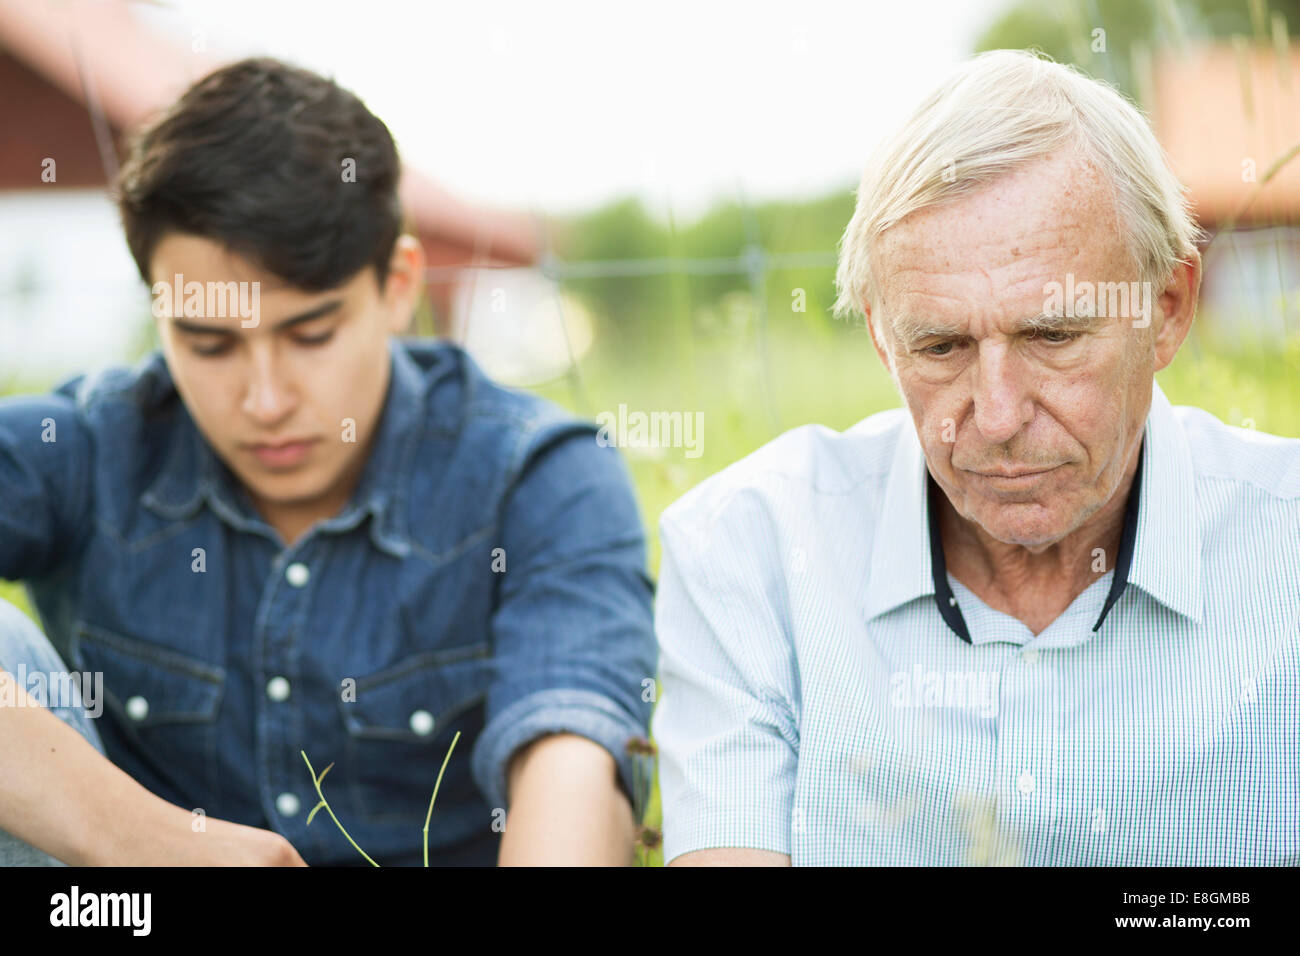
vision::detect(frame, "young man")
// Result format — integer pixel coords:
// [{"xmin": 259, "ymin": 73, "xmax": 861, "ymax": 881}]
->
[{"xmin": 0, "ymin": 58, "xmax": 655, "ymax": 866}]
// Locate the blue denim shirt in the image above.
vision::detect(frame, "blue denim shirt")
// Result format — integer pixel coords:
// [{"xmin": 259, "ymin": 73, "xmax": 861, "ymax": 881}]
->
[{"xmin": 0, "ymin": 339, "xmax": 656, "ymax": 865}]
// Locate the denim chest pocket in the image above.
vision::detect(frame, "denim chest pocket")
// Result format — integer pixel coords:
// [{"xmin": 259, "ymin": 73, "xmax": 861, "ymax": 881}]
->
[
  {"xmin": 70, "ymin": 622, "xmax": 225, "ymax": 810},
  {"xmin": 339, "ymin": 642, "xmax": 494, "ymax": 825}
]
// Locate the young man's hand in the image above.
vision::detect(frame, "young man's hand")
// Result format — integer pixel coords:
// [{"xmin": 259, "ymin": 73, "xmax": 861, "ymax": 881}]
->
[
  {"xmin": 0, "ymin": 668, "xmax": 307, "ymax": 867},
  {"xmin": 89, "ymin": 804, "xmax": 308, "ymax": 866},
  {"xmin": 172, "ymin": 817, "xmax": 308, "ymax": 866}
]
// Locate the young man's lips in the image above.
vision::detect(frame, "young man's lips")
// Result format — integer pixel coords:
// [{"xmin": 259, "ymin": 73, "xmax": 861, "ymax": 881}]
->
[{"xmin": 246, "ymin": 438, "xmax": 320, "ymax": 468}]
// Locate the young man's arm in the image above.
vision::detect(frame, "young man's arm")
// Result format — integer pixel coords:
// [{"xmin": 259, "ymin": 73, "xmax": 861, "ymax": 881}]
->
[
  {"xmin": 0, "ymin": 666, "xmax": 305, "ymax": 866},
  {"xmin": 470, "ymin": 423, "xmax": 657, "ymax": 866},
  {"xmin": 0, "ymin": 392, "xmax": 94, "ymax": 582},
  {"xmin": 499, "ymin": 732, "xmax": 635, "ymax": 865},
  {"xmin": 671, "ymin": 847, "xmax": 790, "ymax": 866}
]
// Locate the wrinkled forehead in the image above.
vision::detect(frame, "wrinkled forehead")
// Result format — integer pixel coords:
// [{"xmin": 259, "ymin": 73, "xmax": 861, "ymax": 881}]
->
[{"xmin": 872, "ymin": 151, "xmax": 1131, "ymax": 329}]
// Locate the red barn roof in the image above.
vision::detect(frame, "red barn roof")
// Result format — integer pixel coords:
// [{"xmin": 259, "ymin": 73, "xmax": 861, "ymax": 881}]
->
[
  {"xmin": 0, "ymin": 0, "xmax": 538, "ymax": 271},
  {"xmin": 1150, "ymin": 43, "xmax": 1300, "ymax": 228}
]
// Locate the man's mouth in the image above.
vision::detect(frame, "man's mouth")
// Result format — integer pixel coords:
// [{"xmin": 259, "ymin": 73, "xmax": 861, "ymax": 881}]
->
[
  {"xmin": 245, "ymin": 438, "xmax": 320, "ymax": 469},
  {"xmin": 975, "ymin": 467, "xmax": 1054, "ymax": 478},
  {"xmin": 967, "ymin": 465, "xmax": 1058, "ymax": 486}
]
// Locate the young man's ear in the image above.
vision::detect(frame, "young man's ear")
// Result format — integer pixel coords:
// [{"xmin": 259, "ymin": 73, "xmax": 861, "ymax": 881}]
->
[{"xmin": 382, "ymin": 234, "xmax": 427, "ymax": 335}]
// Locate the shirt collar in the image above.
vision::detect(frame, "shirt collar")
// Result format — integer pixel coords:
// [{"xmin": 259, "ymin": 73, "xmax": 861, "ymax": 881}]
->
[
  {"xmin": 863, "ymin": 380, "xmax": 1203, "ymax": 641},
  {"xmin": 141, "ymin": 340, "xmax": 431, "ymax": 557}
]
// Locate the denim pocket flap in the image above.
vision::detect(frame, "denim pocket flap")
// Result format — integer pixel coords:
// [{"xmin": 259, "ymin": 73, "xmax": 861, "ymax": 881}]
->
[
  {"xmin": 340, "ymin": 643, "xmax": 492, "ymax": 742},
  {"xmin": 72, "ymin": 622, "xmax": 224, "ymax": 726}
]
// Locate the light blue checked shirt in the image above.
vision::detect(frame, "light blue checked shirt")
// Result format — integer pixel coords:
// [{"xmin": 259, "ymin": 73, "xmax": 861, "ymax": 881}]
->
[{"xmin": 653, "ymin": 381, "xmax": 1300, "ymax": 865}]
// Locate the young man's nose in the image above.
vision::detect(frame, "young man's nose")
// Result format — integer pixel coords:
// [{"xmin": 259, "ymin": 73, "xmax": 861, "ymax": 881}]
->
[{"xmin": 241, "ymin": 351, "xmax": 297, "ymax": 425}]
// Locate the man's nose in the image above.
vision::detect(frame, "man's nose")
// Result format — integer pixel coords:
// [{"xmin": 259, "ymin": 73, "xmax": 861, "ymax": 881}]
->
[
  {"xmin": 241, "ymin": 349, "xmax": 296, "ymax": 425},
  {"xmin": 971, "ymin": 346, "xmax": 1033, "ymax": 444}
]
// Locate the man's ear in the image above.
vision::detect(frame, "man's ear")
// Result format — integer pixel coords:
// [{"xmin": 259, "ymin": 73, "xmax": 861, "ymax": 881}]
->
[
  {"xmin": 382, "ymin": 234, "xmax": 427, "ymax": 335},
  {"xmin": 863, "ymin": 303, "xmax": 893, "ymax": 374},
  {"xmin": 1153, "ymin": 248, "xmax": 1200, "ymax": 372}
]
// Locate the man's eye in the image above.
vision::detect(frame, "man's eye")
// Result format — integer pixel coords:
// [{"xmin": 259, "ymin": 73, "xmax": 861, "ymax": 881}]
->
[
  {"xmin": 1032, "ymin": 329, "xmax": 1082, "ymax": 344},
  {"xmin": 190, "ymin": 339, "xmax": 233, "ymax": 357},
  {"xmin": 922, "ymin": 341, "xmax": 957, "ymax": 356},
  {"xmin": 293, "ymin": 331, "xmax": 334, "ymax": 346}
]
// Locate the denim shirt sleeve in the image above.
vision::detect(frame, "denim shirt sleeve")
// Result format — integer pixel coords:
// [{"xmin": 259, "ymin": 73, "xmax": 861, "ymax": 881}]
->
[
  {"xmin": 469, "ymin": 422, "xmax": 657, "ymax": 820},
  {"xmin": 0, "ymin": 390, "xmax": 94, "ymax": 580}
]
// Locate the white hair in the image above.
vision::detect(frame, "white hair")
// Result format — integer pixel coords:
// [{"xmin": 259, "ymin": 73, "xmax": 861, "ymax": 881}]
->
[{"xmin": 833, "ymin": 49, "xmax": 1207, "ymax": 328}]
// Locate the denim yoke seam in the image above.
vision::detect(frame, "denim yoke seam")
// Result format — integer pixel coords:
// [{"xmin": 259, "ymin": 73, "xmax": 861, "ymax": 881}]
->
[
  {"xmin": 73, "ymin": 622, "xmax": 225, "ymax": 683},
  {"xmin": 405, "ymin": 523, "xmax": 498, "ymax": 571},
  {"xmin": 93, "ymin": 512, "xmax": 206, "ymax": 555}
]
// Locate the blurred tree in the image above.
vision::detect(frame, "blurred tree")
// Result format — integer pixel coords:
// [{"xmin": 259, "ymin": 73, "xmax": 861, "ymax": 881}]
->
[
  {"xmin": 554, "ymin": 190, "xmax": 856, "ymax": 350},
  {"xmin": 975, "ymin": 0, "xmax": 1300, "ymax": 102}
]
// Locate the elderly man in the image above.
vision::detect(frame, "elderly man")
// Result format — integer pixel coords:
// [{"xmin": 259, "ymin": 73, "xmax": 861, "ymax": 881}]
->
[{"xmin": 653, "ymin": 49, "xmax": 1300, "ymax": 866}]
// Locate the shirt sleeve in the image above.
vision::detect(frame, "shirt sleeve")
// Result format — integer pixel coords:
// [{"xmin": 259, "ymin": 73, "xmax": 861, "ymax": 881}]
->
[
  {"xmin": 469, "ymin": 422, "xmax": 657, "ymax": 818},
  {"xmin": 651, "ymin": 490, "xmax": 801, "ymax": 863},
  {"xmin": 0, "ymin": 391, "xmax": 94, "ymax": 581}
]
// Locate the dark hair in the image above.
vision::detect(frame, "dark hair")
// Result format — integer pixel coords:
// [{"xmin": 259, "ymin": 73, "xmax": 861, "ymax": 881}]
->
[{"xmin": 115, "ymin": 57, "xmax": 404, "ymax": 291}]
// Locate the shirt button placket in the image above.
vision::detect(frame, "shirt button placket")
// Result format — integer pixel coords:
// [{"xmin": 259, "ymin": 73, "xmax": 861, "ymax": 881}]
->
[
  {"xmin": 993, "ymin": 647, "xmax": 1034, "ymax": 864},
  {"xmin": 264, "ymin": 557, "xmax": 311, "ymax": 830},
  {"xmin": 276, "ymin": 792, "xmax": 301, "ymax": 818},
  {"xmin": 286, "ymin": 562, "xmax": 310, "ymax": 589},
  {"xmin": 267, "ymin": 676, "xmax": 291, "ymax": 702}
]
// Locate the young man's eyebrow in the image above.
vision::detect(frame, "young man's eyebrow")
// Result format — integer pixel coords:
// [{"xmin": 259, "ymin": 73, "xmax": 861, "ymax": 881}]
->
[
  {"xmin": 272, "ymin": 300, "xmax": 344, "ymax": 330},
  {"xmin": 170, "ymin": 300, "xmax": 343, "ymax": 335}
]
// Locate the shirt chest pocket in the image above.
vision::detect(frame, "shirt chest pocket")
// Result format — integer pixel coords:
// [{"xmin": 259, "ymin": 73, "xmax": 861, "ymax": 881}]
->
[
  {"xmin": 70, "ymin": 622, "xmax": 225, "ymax": 811},
  {"xmin": 338, "ymin": 642, "xmax": 494, "ymax": 825}
]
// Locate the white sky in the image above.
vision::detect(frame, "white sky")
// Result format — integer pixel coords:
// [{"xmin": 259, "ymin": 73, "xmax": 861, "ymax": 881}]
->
[
  {"xmin": 1, "ymin": 0, "xmax": 1012, "ymax": 380},
  {"xmin": 140, "ymin": 0, "xmax": 1008, "ymax": 217}
]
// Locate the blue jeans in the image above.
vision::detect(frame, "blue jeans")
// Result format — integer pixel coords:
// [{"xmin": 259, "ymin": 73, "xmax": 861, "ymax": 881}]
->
[{"xmin": 0, "ymin": 599, "xmax": 107, "ymax": 866}]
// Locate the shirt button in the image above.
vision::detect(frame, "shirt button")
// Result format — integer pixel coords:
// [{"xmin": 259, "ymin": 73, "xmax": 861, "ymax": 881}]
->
[
  {"xmin": 409, "ymin": 709, "xmax": 435, "ymax": 736},
  {"xmin": 1023, "ymin": 648, "xmax": 1040, "ymax": 665},
  {"xmin": 125, "ymin": 695, "xmax": 149, "ymax": 721},
  {"xmin": 285, "ymin": 562, "xmax": 310, "ymax": 588},
  {"xmin": 1017, "ymin": 771, "xmax": 1036, "ymax": 796},
  {"xmin": 276, "ymin": 792, "xmax": 300, "ymax": 817},
  {"xmin": 266, "ymin": 676, "xmax": 291, "ymax": 702}
]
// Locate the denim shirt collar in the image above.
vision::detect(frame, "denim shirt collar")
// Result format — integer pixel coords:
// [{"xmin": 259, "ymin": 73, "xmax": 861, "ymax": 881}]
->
[{"xmin": 141, "ymin": 340, "xmax": 441, "ymax": 557}]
